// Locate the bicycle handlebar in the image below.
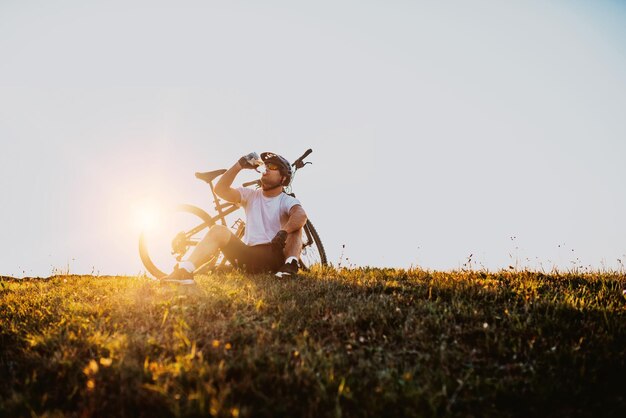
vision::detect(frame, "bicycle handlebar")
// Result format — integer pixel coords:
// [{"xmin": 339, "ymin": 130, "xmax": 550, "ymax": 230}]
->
[
  {"xmin": 293, "ymin": 149, "xmax": 313, "ymax": 170},
  {"xmin": 242, "ymin": 179, "xmax": 261, "ymax": 187}
]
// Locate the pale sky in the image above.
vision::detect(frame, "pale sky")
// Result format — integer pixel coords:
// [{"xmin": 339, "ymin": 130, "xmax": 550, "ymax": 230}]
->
[{"xmin": 1, "ymin": 0, "xmax": 625, "ymax": 277}]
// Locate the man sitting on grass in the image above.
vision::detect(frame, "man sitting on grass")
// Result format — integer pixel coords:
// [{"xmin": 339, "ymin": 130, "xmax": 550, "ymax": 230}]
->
[{"xmin": 162, "ymin": 152, "xmax": 307, "ymax": 284}]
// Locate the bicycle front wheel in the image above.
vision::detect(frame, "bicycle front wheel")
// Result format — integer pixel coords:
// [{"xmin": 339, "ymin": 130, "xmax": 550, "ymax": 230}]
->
[
  {"xmin": 300, "ymin": 220, "xmax": 327, "ymax": 270},
  {"xmin": 138, "ymin": 204, "xmax": 214, "ymax": 279}
]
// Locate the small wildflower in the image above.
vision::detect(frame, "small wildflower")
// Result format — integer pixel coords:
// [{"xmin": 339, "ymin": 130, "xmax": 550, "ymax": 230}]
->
[
  {"xmin": 83, "ymin": 360, "xmax": 99, "ymax": 376},
  {"xmin": 99, "ymin": 357, "xmax": 113, "ymax": 367},
  {"xmin": 483, "ymin": 322, "xmax": 489, "ymax": 329},
  {"xmin": 225, "ymin": 343, "xmax": 232, "ymax": 350},
  {"xmin": 212, "ymin": 340, "xmax": 220, "ymax": 348}
]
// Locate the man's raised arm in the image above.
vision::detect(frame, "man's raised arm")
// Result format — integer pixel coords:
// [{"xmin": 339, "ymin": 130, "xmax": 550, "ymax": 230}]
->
[
  {"xmin": 214, "ymin": 162, "xmax": 243, "ymax": 203},
  {"xmin": 215, "ymin": 153, "xmax": 261, "ymax": 203}
]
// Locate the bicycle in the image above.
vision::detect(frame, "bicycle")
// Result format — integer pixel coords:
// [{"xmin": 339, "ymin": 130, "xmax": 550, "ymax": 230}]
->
[{"xmin": 138, "ymin": 149, "xmax": 327, "ymax": 279}]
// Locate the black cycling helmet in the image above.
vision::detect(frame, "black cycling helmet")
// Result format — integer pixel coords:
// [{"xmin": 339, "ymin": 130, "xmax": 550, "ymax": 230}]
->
[{"xmin": 261, "ymin": 152, "xmax": 293, "ymax": 186}]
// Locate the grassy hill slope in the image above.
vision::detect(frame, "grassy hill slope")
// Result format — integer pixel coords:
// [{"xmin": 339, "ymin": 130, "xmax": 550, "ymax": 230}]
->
[{"xmin": 1, "ymin": 269, "xmax": 625, "ymax": 417}]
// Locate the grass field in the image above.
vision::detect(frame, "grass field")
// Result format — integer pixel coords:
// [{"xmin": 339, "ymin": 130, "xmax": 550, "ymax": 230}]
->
[{"xmin": 1, "ymin": 268, "xmax": 625, "ymax": 417}]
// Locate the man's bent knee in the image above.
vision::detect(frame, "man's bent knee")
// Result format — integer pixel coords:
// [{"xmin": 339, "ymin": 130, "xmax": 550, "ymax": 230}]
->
[
  {"xmin": 284, "ymin": 229, "xmax": 303, "ymax": 255},
  {"xmin": 208, "ymin": 224, "xmax": 232, "ymax": 246}
]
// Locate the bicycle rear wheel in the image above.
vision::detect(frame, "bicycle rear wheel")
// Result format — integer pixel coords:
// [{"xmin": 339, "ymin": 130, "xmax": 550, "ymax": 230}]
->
[
  {"xmin": 138, "ymin": 204, "xmax": 214, "ymax": 279},
  {"xmin": 300, "ymin": 220, "xmax": 327, "ymax": 270}
]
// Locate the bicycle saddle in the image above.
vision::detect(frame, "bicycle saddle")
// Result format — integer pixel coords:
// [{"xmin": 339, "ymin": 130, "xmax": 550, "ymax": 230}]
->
[{"xmin": 195, "ymin": 169, "xmax": 227, "ymax": 183}]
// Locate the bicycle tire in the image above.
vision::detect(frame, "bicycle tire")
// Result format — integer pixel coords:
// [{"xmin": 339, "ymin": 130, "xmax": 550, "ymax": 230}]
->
[
  {"xmin": 139, "ymin": 204, "xmax": 213, "ymax": 279},
  {"xmin": 300, "ymin": 219, "xmax": 327, "ymax": 270}
]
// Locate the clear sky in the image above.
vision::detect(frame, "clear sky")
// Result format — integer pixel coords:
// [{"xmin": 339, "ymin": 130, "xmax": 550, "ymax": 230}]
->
[{"xmin": 1, "ymin": 0, "xmax": 625, "ymax": 277}]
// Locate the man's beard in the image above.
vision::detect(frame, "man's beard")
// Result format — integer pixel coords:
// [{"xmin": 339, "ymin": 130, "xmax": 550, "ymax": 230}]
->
[{"xmin": 261, "ymin": 177, "xmax": 282, "ymax": 191}]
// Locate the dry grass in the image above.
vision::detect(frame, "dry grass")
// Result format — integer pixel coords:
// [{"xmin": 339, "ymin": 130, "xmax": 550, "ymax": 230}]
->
[{"xmin": 1, "ymin": 268, "xmax": 625, "ymax": 417}]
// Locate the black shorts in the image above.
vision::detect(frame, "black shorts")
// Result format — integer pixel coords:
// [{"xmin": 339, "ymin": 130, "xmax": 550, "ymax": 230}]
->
[{"xmin": 221, "ymin": 234, "xmax": 285, "ymax": 273}]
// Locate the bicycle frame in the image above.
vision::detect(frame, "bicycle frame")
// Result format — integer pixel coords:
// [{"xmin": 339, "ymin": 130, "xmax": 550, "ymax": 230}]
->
[{"xmin": 181, "ymin": 203, "xmax": 239, "ymax": 238}]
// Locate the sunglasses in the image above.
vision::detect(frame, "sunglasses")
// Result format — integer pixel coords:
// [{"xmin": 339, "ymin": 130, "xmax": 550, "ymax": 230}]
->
[{"xmin": 264, "ymin": 162, "xmax": 280, "ymax": 171}]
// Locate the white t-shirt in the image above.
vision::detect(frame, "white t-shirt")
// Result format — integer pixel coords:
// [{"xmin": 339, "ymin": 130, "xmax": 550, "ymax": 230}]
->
[{"xmin": 236, "ymin": 187, "xmax": 301, "ymax": 246}]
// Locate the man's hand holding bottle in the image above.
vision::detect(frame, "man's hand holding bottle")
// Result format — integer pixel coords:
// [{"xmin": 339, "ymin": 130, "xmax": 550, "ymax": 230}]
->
[{"xmin": 239, "ymin": 152, "xmax": 263, "ymax": 170}]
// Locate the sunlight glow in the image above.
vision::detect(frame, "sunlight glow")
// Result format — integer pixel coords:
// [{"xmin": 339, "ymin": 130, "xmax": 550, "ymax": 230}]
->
[{"xmin": 131, "ymin": 200, "xmax": 163, "ymax": 232}]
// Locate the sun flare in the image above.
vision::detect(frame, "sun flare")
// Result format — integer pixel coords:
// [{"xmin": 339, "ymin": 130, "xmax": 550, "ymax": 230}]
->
[{"xmin": 131, "ymin": 200, "xmax": 163, "ymax": 232}]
